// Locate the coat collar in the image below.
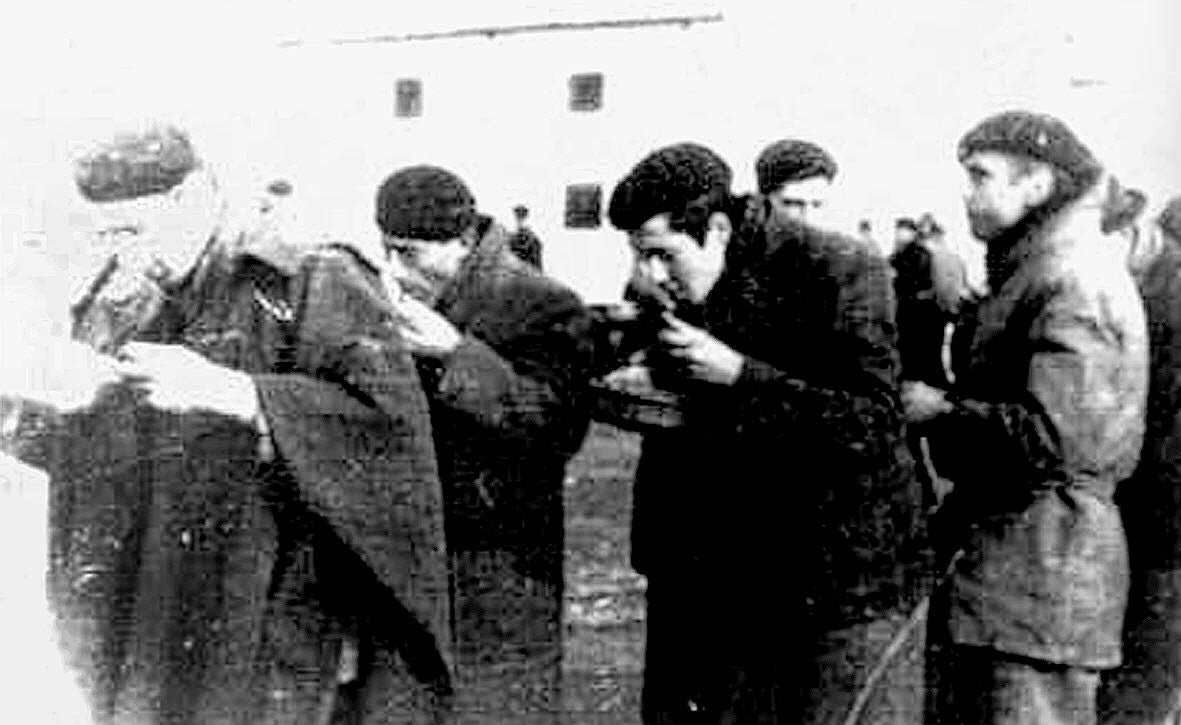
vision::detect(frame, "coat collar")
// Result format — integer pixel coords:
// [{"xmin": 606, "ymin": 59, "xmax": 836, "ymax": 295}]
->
[
  {"xmin": 434, "ymin": 217, "xmax": 525, "ymax": 321},
  {"xmin": 987, "ymin": 177, "xmax": 1110, "ymax": 291}
]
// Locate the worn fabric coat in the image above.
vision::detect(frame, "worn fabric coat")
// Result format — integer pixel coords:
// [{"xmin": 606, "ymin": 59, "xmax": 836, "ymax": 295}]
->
[
  {"xmin": 630, "ymin": 213, "xmax": 932, "ymax": 723},
  {"xmin": 416, "ymin": 219, "xmax": 594, "ymax": 722},
  {"xmin": 14, "ymin": 231, "xmax": 452, "ymax": 724},
  {"xmin": 928, "ymin": 181, "xmax": 1149, "ymax": 668},
  {"xmin": 1099, "ymin": 196, "xmax": 1181, "ymax": 724},
  {"xmin": 633, "ymin": 215, "xmax": 929, "ymax": 622}
]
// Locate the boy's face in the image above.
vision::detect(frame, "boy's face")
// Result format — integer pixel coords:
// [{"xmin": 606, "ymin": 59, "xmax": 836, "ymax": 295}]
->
[{"xmin": 627, "ymin": 209, "xmax": 730, "ymax": 310}]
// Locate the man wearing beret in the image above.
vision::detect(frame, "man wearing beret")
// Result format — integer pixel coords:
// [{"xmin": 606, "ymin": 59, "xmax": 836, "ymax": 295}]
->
[
  {"xmin": 373, "ymin": 165, "xmax": 595, "ymax": 724},
  {"xmin": 3, "ymin": 126, "xmax": 454, "ymax": 724},
  {"xmin": 903, "ymin": 111, "xmax": 1149, "ymax": 723},
  {"xmin": 754, "ymin": 138, "xmax": 838, "ymax": 228},
  {"xmin": 1099, "ymin": 193, "xmax": 1181, "ymax": 725},
  {"xmin": 606, "ymin": 142, "xmax": 931, "ymax": 724}
]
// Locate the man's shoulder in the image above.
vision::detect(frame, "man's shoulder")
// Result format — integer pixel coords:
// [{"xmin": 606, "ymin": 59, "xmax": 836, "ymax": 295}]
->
[
  {"xmin": 803, "ymin": 224, "xmax": 889, "ymax": 280},
  {"xmin": 486, "ymin": 264, "xmax": 586, "ymax": 320}
]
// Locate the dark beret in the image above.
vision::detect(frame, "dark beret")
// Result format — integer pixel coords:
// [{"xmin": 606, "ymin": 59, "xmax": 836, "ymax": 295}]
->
[
  {"xmin": 74, "ymin": 126, "xmax": 199, "ymax": 203},
  {"xmin": 755, "ymin": 139, "xmax": 838, "ymax": 195},
  {"xmin": 375, "ymin": 165, "xmax": 477, "ymax": 241},
  {"xmin": 608, "ymin": 142, "xmax": 732, "ymax": 231},
  {"xmin": 958, "ymin": 110, "xmax": 1101, "ymax": 187}
]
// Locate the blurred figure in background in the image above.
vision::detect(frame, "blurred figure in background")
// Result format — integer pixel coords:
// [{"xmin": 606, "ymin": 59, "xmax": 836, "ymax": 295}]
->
[
  {"xmin": 376, "ymin": 166, "xmax": 594, "ymax": 724},
  {"xmin": 508, "ymin": 203, "xmax": 543, "ymax": 270},
  {"xmin": 754, "ymin": 138, "xmax": 837, "ymax": 229},
  {"xmin": 1100, "ymin": 193, "xmax": 1181, "ymax": 725},
  {"xmin": 891, "ymin": 214, "xmax": 967, "ymax": 387},
  {"xmin": 858, "ymin": 218, "xmax": 877, "ymax": 249}
]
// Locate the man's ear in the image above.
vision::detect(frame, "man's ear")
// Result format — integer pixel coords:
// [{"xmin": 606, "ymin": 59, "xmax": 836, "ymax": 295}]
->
[
  {"xmin": 705, "ymin": 211, "xmax": 733, "ymax": 249},
  {"xmin": 1022, "ymin": 163, "xmax": 1056, "ymax": 208},
  {"xmin": 460, "ymin": 224, "xmax": 480, "ymax": 247}
]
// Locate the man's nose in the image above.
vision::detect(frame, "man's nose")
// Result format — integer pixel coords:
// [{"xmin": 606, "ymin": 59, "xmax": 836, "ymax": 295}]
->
[{"xmin": 640, "ymin": 258, "xmax": 671, "ymax": 286}]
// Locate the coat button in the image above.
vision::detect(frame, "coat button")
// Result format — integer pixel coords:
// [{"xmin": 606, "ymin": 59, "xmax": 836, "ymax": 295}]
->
[
  {"xmin": 179, "ymin": 529, "xmax": 193, "ymax": 547},
  {"xmin": 182, "ymin": 637, "xmax": 195, "ymax": 651}
]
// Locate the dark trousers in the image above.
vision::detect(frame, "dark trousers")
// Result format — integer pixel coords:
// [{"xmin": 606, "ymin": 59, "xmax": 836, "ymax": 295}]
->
[
  {"xmin": 1098, "ymin": 568, "xmax": 1181, "ymax": 725},
  {"xmin": 641, "ymin": 577, "xmax": 925, "ymax": 725},
  {"xmin": 449, "ymin": 548, "xmax": 563, "ymax": 725},
  {"xmin": 926, "ymin": 588, "xmax": 1103, "ymax": 725}
]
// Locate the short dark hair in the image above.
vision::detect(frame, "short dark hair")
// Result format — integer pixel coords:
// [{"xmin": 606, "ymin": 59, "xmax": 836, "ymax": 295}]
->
[
  {"xmin": 895, "ymin": 217, "xmax": 919, "ymax": 232},
  {"xmin": 375, "ymin": 165, "xmax": 477, "ymax": 241},
  {"xmin": 755, "ymin": 139, "xmax": 837, "ymax": 195},
  {"xmin": 75, "ymin": 125, "xmax": 200, "ymax": 202},
  {"xmin": 607, "ymin": 142, "xmax": 733, "ymax": 240}
]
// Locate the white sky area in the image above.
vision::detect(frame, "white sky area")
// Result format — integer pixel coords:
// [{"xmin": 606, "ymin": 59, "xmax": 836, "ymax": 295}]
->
[
  {"xmin": 0, "ymin": 2, "xmax": 1178, "ymax": 719},
  {"xmin": 2, "ymin": 0, "xmax": 1180, "ymax": 303}
]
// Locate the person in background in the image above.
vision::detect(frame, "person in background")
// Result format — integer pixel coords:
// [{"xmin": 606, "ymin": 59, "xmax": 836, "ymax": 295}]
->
[
  {"xmin": 375, "ymin": 166, "xmax": 594, "ymax": 724},
  {"xmin": 904, "ymin": 110, "xmax": 1149, "ymax": 725},
  {"xmin": 891, "ymin": 214, "xmax": 968, "ymax": 387},
  {"xmin": 2, "ymin": 124, "xmax": 453, "ymax": 724},
  {"xmin": 891, "ymin": 216, "xmax": 948, "ymax": 387},
  {"xmin": 1099, "ymin": 193, "xmax": 1181, "ymax": 725},
  {"xmin": 608, "ymin": 141, "xmax": 930, "ymax": 724},
  {"xmin": 754, "ymin": 138, "xmax": 838, "ymax": 228},
  {"xmin": 508, "ymin": 203, "xmax": 543, "ymax": 270}
]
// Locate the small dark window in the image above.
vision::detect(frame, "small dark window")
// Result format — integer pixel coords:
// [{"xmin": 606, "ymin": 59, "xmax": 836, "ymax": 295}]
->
[
  {"xmin": 565, "ymin": 184, "xmax": 602, "ymax": 228},
  {"xmin": 568, "ymin": 73, "xmax": 604, "ymax": 112},
  {"xmin": 396, "ymin": 78, "xmax": 422, "ymax": 117}
]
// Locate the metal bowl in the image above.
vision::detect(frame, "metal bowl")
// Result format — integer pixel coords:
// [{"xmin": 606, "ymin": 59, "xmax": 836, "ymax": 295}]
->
[{"xmin": 588, "ymin": 367, "xmax": 686, "ymax": 432}]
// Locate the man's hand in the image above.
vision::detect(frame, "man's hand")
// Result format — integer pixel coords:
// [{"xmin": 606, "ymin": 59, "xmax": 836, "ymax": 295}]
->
[
  {"xmin": 901, "ymin": 381, "xmax": 953, "ymax": 424},
  {"xmin": 389, "ymin": 296, "xmax": 463, "ymax": 358},
  {"xmin": 657, "ymin": 315, "xmax": 744, "ymax": 386},
  {"xmin": 117, "ymin": 342, "xmax": 260, "ymax": 424}
]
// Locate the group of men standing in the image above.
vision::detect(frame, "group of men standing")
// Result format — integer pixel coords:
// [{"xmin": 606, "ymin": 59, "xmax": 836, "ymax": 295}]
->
[{"xmin": 4, "ymin": 108, "xmax": 1181, "ymax": 725}]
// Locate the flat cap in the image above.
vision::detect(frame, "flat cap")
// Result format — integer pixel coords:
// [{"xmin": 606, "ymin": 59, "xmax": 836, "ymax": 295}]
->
[
  {"xmin": 375, "ymin": 165, "xmax": 477, "ymax": 241},
  {"xmin": 958, "ymin": 110, "xmax": 1101, "ymax": 187},
  {"xmin": 608, "ymin": 142, "xmax": 732, "ymax": 232},
  {"xmin": 755, "ymin": 139, "xmax": 838, "ymax": 194},
  {"xmin": 74, "ymin": 125, "xmax": 200, "ymax": 203}
]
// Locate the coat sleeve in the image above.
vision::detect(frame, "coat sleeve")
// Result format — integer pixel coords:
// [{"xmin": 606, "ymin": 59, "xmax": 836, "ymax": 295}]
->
[
  {"xmin": 425, "ymin": 277, "xmax": 594, "ymax": 448},
  {"xmin": 250, "ymin": 250, "xmax": 451, "ymax": 633},
  {"xmin": 926, "ymin": 272, "xmax": 1147, "ymax": 496},
  {"xmin": 726, "ymin": 248, "xmax": 906, "ymax": 469}
]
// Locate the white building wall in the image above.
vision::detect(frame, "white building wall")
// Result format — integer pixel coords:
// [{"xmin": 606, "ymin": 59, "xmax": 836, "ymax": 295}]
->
[{"xmin": 3, "ymin": 0, "xmax": 1181, "ymax": 306}]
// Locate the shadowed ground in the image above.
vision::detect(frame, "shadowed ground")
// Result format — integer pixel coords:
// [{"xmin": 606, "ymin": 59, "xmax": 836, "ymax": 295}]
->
[{"xmin": 563, "ymin": 422, "xmax": 646, "ymax": 725}]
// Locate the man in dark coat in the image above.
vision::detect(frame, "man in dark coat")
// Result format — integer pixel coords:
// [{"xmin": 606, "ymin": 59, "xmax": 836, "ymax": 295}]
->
[
  {"xmin": 374, "ymin": 166, "xmax": 595, "ymax": 724},
  {"xmin": 904, "ymin": 111, "xmax": 1148, "ymax": 724},
  {"xmin": 605, "ymin": 142, "xmax": 931, "ymax": 724},
  {"xmin": 1099, "ymin": 193, "xmax": 1181, "ymax": 725},
  {"xmin": 890, "ymin": 217, "xmax": 959, "ymax": 387},
  {"xmin": 3, "ymin": 125, "xmax": 453, "ymax": 725},
  {"xmin": 509, "ymin": 204, "xmax": 544, "ymax": 270}
]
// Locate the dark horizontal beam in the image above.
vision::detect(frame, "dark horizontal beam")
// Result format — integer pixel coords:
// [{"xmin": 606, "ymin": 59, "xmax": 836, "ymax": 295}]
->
[{"xmin": 278, "ymin": 13, "xmax": 725, "ymax": 48}]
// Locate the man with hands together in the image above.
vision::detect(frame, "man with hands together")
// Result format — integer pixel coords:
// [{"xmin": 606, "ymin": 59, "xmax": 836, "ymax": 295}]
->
[
  {"xmin": 606, "ymin": 142, "xmax": 930, "ymax": 725},
  {"xmin": 5, "ymin": 125, "xmax": 453, "ymax": 725}
]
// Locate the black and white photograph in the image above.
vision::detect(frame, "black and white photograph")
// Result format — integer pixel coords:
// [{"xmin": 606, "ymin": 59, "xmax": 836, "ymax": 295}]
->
[{"xmin": 1, "ymin": 1, "xmax": 1180, "ymax": 722}]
